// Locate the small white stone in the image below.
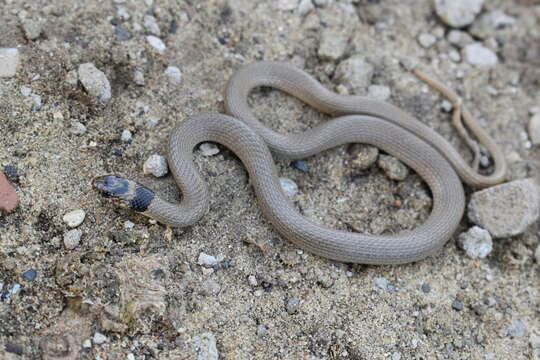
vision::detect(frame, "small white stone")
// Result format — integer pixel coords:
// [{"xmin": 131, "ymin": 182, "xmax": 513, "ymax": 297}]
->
[
  {"xmin": 391, "ymin": 352, "xmax": 402, "ymax": 360},
  {"xmin": 64, "ymin": 229, "xmax": 82, "ymax": 249},
  {"xmin": 53, "ymin": 111, "xmax": 64, "ymax": 121},
  {"xmin": 146, "ymin": 35, "xmax": 166, "ymax": 54},
  {"xmin": 164, "ymin": 66, "xmax": 182, "ymax": 84},
  {"xmin": 143, "ymin": 154, "xmax": 168, "ymax": 177},
  {"xmin": 247, "ymin": 275, "xmax": 258, "ymax": 287},
  {"xmin": 120, "ymin": 129, "xmax": 132, "ymax": 142},
  {"xmin": 145, "ymin": 116, "xmax": 161, "ymax": 128},
  {"xmin": 434, "ymin": 0, "xmax": 484, "ymax": 28},
  {"xmin": 441, "ymin": 100, "xmax": 453, "ymax": 112},
  {"xmin": 277, "ymin": 0, "xmax": 298, "ymax": 10},
  {"xmin": 82, "ymin": 339, "xmax": 92, "ymax": 348},
  {"xmin": 143, "ymin": 15, "xmax": 160, "ymax": 35},
  {"xmin": 78, "ymin": 63, "xmax": 112, "ymax": 102},
  {"xmin": 528, "ymin": 113, "xmax": 540, "ymax": 146},
  {"xmin": 93, "ymin": 332, "xmax": 107, "ymax": 345},
  {"xmin": 63, "ymin": 209, "xmax": 86, "ymax": 228},
  {"xmin": 449, "ymin": 49, "xmax": 461, "ymax": 62},
  {"xmin": 199, "ymin": 143, "xmax": 220, "ymax": 156},
  {"xmin": 133, "ymin": 69, "xmax": 145, "ymax": 86},
  {"xmin": 124, "ymin": 220, "xmax": 135, "ymax": 230},
  {"xmin": 298, "ymin": 0, "xmax": 314, "ymax": 15},
  {"xmin": 280, "ymin": 178, "xmax": 298, "ymax": 197},
  {"xmin": 20, "ymin": 86, "xmax": 32, "ymax": 96},
  {"xmin": 463, "ymin": 43, "xmax": 498, "ymax": 67},
  {"xmin": 198, "ymin": 252, "xmax": 218, "ymax": 267},
  {"xmin": 0, "ymin": 48, "xmax": 20, "ymax": 78},
  {"xmin": 458, "ymin": 226, "xmax": 493, "ymax": 259},
  {"xmin": 535, "ymin": 245, "xmax": 540, "ymax": 264},
  {"xmin": 367, "ymin": 85, "xmax": 391, "ymax": 101},
  {"xmin": 127, "ymin": 354, "xmax": 135, "ymax": 360},
  {"xmin": 70, "ymin": 121, "xmax": 87, "ymax": 135},
  {"xmin": 417, "ymin": 33, "xmax": 437, "ymax": 48}
]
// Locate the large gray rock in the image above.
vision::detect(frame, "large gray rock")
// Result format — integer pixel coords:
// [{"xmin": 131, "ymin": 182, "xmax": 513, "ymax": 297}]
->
[
  {"xmin": 467, "ymin": 179, "xmax": 540, "ymax": 238},
  {"xmin": 434, "ymin": 0, "xmax": 483, "ymax": 28},
  {"xmin": 78, "ymin": 63, "xmax": 111, "ymax": 102},
  {"xmin": 334, "ymin": 55, "xmax": 374, "ymax": 93}
]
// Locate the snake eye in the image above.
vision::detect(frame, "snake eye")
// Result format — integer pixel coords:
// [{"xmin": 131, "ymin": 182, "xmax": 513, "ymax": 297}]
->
[{"xmin": 93, "ymin": 175, "xmax": 131, "ymax": 197}]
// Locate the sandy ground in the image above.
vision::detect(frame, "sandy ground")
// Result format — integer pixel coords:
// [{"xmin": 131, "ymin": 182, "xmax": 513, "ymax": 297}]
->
[{"xmin": 1, "ymin": 0, "xmax": 540, "ymax": 359}]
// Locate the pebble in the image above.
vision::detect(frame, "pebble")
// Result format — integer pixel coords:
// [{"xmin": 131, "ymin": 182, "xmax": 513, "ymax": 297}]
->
[
  {"xmin": 458, "ymin": 226, "xmax": 493, "ymax": 259},
  {"xmin": 146, "ymin": 35, "xmax": 166, "ymax": 53},
  {"xmin": 62, "ymin": 209, "xmax": 86, "ymax": 228},
  {"xmin": 313, "ymin": 0, "xmax": 327, "ymax": 6},
  {"xmin": 297, "ymin": 0, "xmax": 314, "ymax": 15},
  {"xmin": 199, "ymin": 143, "xmax": 220, "ymax": 156},
  {"xmin": 21, "ymin": 18, "xmax": 43, "ymax": 40},
  {"xmin": 367, "ymin": 85, "xmax": 391, "ymax": 101},
  {"xmin": 463, "ymin": 43, "xmax": 498, "ymax": 67},
  {"xmin": 22, "ymin": 269, "xmax": 37, "ymax": 281},
  {"xmin": 421, "ymin": 283, "xmax": 431, "ymax": 293},
  {"xmin": 349, "ymin": 144, "xmax": 379, "ymax": 169},
  {"xmin": 417, "ymin": 33, "xmax": 437, "ymax": 48},
  {"xmin": 198, "ymin": 252, "xmax": 218, "ymax": 267},
  {"xmin": 247, "ymin": 275, "xmax": 258, "ymax": 287},
  {"xmin": 78, "ymin": 63, "xmax": 112, "ymax": 102},
  {"xmin": 82, "ymin": 339, "xmax": 92, "ymax": 348},
  {"xmin": 0, "ymin": 171, "xmax": 19, "ymax": 212},
  {"xmin": 0, "ymin": 48, "xmax": 20, "ymax": 77},
  {"xmin": 143, "ymin": 15, "xmax": 160, "ymax": 35},
  {"xmin": 447, "ymin": 30, "xmax": 474, "ymax": 48},
  {"xmin": 391, "ymin": 352, "xmax": 402, "ymax": 360},
  {"xmin": 93, "ymin": 332, "xmax": 107, "ymax": 345},
  {"xmin": 318, "ymin": 29, "xmax": 349, "ymax": 61},
  {"xmin": 374, "ymin": 277, "xmax": 388, "ymax": 290},
  {"xmin": 143, "ymin": 154, "xmax": 168, "ymax": 177},
  {"xmin": 448, "ymin": 49, "xmax": 462, "ymax": 62},
  {"xmin": 199, "ymin": 279, "xmax": 221, "ymax": 296},
  {"xmin": 334, "ymin": 55, "xmax": 374, "ymax": 93},
  {"xmin": 133, "ymin": 69, "xmax": 145, "ymax": 86},
  {"xmin": 257, "ymin": 324, "xmax": 268, "ymax": 337},
  {"xmin": 192, "ymin": 332, "xmax": 219, "ymax": 360},
  {"xmin": 469, "ymin": 10, "xmax": 515, "ymax": 39},
  {"xmin": 378, "ymin": 155, "xmax": 408, "ymax": 181},
  {"xmin": 164, "ymin": 66, "xmax": 182, "ymax": 84},
  {"xmin": 535, "ymin": 245, "xmax": 540, "ymax": 264},
  {"xmin": 114, "ymin": 26, "xmax": 132, "ymax": 41},
  {"xmin": 434, "ymin": 0, "xmax": 484, "ymax": 28},
  {"xmin": 452, "ymin": 299, "xmax": 464, "ymax": 311},
  {"xmin": 291, "ymin": 160, "xmax": 309, "ymax": 172},
  {"xmin": 506, "ymin": 319, "xmax": 527, "ymax": 338},
  {"xmin": 441, "ymin": 100, "xmax": 453, "ymax": 112},
  {"xmin": 467, "ymin": 178, "xmax": 539, "ymax": 238},
  {"xmin": 20, "ymin": 86, "xmax": 32, "ymax": 97},
  {"xmin": 528, "ymin": 113, "xmax": 540, "ymax": 146},
  {"xmin": 70, "ymin": 121, "xmax": 87, "ymax": 135},
  {"xmin": 286, "ymin": 297, "xmax": 301, "ymax": 314},
  {"xmin": 3, "ymin": 165, "xmax": 19, "ymax": 184},
  {"xmin": 64, "ymin": 229, "xmax": 82, "ymax": 249},
  {"xmin": 277, "ymin": 0, "xmax": 298, "ymax": 11},
  {"xmin": 279, "ymin": 178, "xmax": 298, "ymax": 197}
]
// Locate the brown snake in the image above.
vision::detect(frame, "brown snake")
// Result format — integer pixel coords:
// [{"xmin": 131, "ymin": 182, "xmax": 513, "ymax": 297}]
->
[{"xmin": 94, "ymin": 61, "xmax": 506, "ymax": 264}]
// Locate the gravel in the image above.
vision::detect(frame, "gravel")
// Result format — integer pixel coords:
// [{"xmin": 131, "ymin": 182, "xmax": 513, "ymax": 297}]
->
[
  {"xmin": 463, "ymin": 43, "xmax": 498, "ymax": 66},
  {"xmin": 452, "ymin": 300, "xmax": 464, "ymax": 311},
  {"xmin": 349, "ymin": 144, "xmax": 379, "ymax": 169},
  {"xmin": 334, "ymin": 55, "xmax": 374, "ymax": 93},
  {"xmin": 114, "ymin": 26, "xmax": 132, "ymax": 41},
  {"xmin": 447, "ymin": 30, "xmax": 474, "ymax": 48},
  {"xmin": 297, "ymin": 0, "xmax": 314, "ymax": 15},
  {"xmin": 291, "ymin": 160, "xmax": 309, "ymax": 172},
  {"xmin": 133, "ymin": 69, "xmax": 145, "ymax": 86},
  {"xmin": 434, "ymin": 0, "xmax": 484, "ymax": 28},
  {"xmin": 535, "ymin": 245, "xmax": 540, "ymax": 264},
  {"xmin": 0, "ymin": 48, "xmax": 20, "ymax": 77},
  {"xmin": 62, "ymin": 209, "xmax": 86, "ymax": 228},
  {"xmin": 469, "ymin": 10, "xmax": 516, "ymax": 39},
  {"xmin": 192, "ymin": 332, "xmax": 219, "ymax": 360},
  {"xmin": 198, "ymin": 252, "xmax": 219, "ymax": 267},
  {"xmin": 146, "ymin": 35, "xmax": 166, "ymax": 53},
  {"xmin": 199, "ymin": 143, "xmax": 220, "ymax": 156},
  {"xmin": 78, "ymin": 63, "xmax": 112, "ymax": 102},
  {"xmin": 164, "ymin": 66, "xmax": 182, "ymax": 84},
  {"xmin": 63, "ymin": 229, "xmax": 82, "ymax": 249},
  {"xmin": 505, "ymin": 319, "xmax": 527, "ymax": 339},
  {"xmin": 529, "ymin": 113, "xmax": 540, "ymax": 146},
  {"xmin": 279, "ymin": 178, "xmax": 298, "ymax": 197},
  {"xmin": 417, "ymin": 33, "xmax": 437, "ymax": 48},
  {"xmin": 22, "ymin": 269, "xmax": 37, "ymax": 281},
  {"xmin": 120, "ymin": 129, "xmax": 133, "ymax": 142},
  {"xmin": 318, "ymin": 29, "xmax": 349, "ymax": 61},
  {"xmin": 143, "ymin": 15, "xmax": 161, "ymax": 35},
  {"xmin": 467, "ymin": 179, "xmax": 540, "ymax": 238},
  {"xmin": 367, "ymin": 85, "xmax": 391, "ymax": 101},
  {"xmin": 143, "ymin": 154, "xmax": 169, "ymax": 177},
  {"xmin": 377, "ymin": 155, "xmax": 409, "ymax": 181},
  {"xmin": 20, "ymin": 18, "xmax": 44, "ymax": 40},
  {"xmin": 70, "ymin": 121, "xmax": 87, "ymax": 135},
  {"xmin": 458, "ymin": 226, "xmax": 493, "ymax": 259},
  {"xmin": 286, "ymin": 297, "xmax": 301, "ymax": 314},
  {"xmin": 93, "ymin": 332, "xmax": 107, "ymax": 345}
]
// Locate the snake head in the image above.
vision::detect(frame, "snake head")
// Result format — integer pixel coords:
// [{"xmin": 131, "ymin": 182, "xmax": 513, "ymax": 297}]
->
[{"xmin": 93, "ymin": 175, "xmax": 155, "ymax": 212}]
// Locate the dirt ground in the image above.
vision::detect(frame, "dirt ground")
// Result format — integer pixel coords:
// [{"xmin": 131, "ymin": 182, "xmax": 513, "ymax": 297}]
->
[{"xmin": 1, "ymin": 0, "xmax": 539, "ymax": 359}]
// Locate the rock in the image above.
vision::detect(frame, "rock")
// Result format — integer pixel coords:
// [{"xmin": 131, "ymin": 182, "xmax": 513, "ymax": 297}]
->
[
  {"xmin": 318, "ymin": 29, "xmax": 349, "ymax": 61},
  {"xmin": 256, "ymin": 324, "xmax": 268, "ymax": 337},
  {"xmin": 93, "ymin": 332, "xmax": 107, "ymax": 345},
  {"xmin": 374, "ymin": 277, "xmax": 388, "ymax": 290},
  {"xmin": 114, "ymin": 26, "xmax": 132, "ymax": 41},
  {"xmin": 143, "ymin": 154, "xmax": 168, "ymax": 177},
  {"xmin": 279, "ymin": 178, "xmax": 298, "ymax": 197},
  {"xmin": 70, "ymin": 121, "xmax": 87, "ymax": 135},
  {"xmin": 458, "ymin": 226, "xmax": 493, "ymax": 259},
  {"xmin": 0, "ymin": 171, "xmax": 19, "ymax": 212},
  {"xmin": 469, "ymin": 10, "xmax": 516, "ymax": 39},
  {"xmin": 82, "ymin": 339, "xmax": 92, "ymax": 348},
  {"xmin": 367, "ymin": 85, "xmax": 391, "ymax": 101},
  {"xmin": 164, "ymin": 66, "xmax": 182, "ymax": 84},
  {"xmin": 192, "ymin": 332, "xmax": 219, "ymax": 360},
  {"xmin": 133, "ymin": 69, "xmax": 145, "ymax": 86},
  {"xmin": 286, "ymin": 297, "xmax": 301, "ymax": 314},
  {"xmin": 334, "ymin": 55, "xmax": 374, "ymax": 93},
  {"xmin": 291, "ymin": 160, "xmax": 309, "ymax": 172},
  {"xmin": 143, "ymin": 15, "xmax": 160, "ymax": 35},
  {"xmin": 349, "ymin": 144, "xmax": 379, "ymax": 169},
  {"xmin": 199, "ymin": 143, "xmax": 220, "ymax": 156},
  {"xmin": 448, "ymin": 49, "xmax": 462, "ymax": 62},
  {"xmin": 20, "ymin": 86, "xmax": 32, "ymax": 96},
  {"xmin": 146, "ymin": 35, "xmax": 166, "ymax": 54},
  {"xmin": 528, "ymin": 113, "xmax": 540, "ymax": 146},
  {"xmin": 199, "ymin": 279, "xmax": 221, "ymax": 296},
  {"xmin": 441, "ymin": 100, "xmax": 453, "ymax": 112},
  {"xmin": 447, "ymin": 30, "xmax": 474, "ymax": 48},
  {"xmin": 452, "ymin": 299, "xmax": 464, "ymax": 311},
  {"xmin": 120, "ymin": 129, "xmax": 132, "ymax": 142},
  {"xmin": 22, "ymin": 269, "xmax": 37, "ymax": 281},
  {"xmin": 0, "ymin": 48, "xmax": 20, "ymax": 78},
  {"xmin": 78, "ymin": 63, "xmax": 112, "ymax": 102},
  {"xmin": 506, "ymin": 319, "xmax": 527, "ymax": 338},
  {"xmin": 391, "ymin": 353, "xmax": 402, "ymax": 360},
  {"xmin": 417, "ymin": 33, "xmax": 437, "ymax": 48},
  {"xmin": 298, "ymin": 0, "xmax": 314, "ymax": 15},
  {"xmin": 535, "ymin": 245, "xmax": 540, "ymax": 264},
  {"xmin": 21, "ymin": 18, "xmax": 44, "ymax": 40},
  {"xmin": 277, "ymin": 0, "xmax": 298, "ymax": 11},
  {"xmin": 434, "ymin": 0, "xmax": 484, "ymax": 28},
  {"xmin": 378, "ymin": 155, "xmax": 408, "ymax": 181},
  {"xmin": 198, "ymin": 252, "xmax": 218, "ymax": 267},
  {"xmin": 463, "ymin": 43, "xmax": 498, "ymax": 67},
  {"xmin": 467, "ymin": 179, "xmax": 539, "ymax": 238},
  {"xmin": 313, "ymin": 0, "xmax": 327, "ymax": 6},
  {"xmin": 62, "ymin": 209, "xmax": 86, "ymax": 228},
  {"xmin": 421, "ymin": 283, "xmax": 431, "ymax": 293},
  {"xmin": 64, "ymin": 229, "xmax": 82, "ymax": 249}
]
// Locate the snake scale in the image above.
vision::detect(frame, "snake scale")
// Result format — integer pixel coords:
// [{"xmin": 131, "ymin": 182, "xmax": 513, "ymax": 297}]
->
[{"xmin": 94, "ymin": 61, "xmax": 506, "ymax": 264}]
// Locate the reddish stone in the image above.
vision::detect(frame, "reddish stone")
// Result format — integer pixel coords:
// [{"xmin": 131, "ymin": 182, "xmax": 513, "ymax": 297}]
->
[{"xmin": 0, "ymin": 171, "xmax": 19, "ymax": 212}]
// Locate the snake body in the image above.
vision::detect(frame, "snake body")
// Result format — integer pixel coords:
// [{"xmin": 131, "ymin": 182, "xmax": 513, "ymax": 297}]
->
[{"xmin": 94, "ymin": 61, "xmax": 506, "ymax": 264}]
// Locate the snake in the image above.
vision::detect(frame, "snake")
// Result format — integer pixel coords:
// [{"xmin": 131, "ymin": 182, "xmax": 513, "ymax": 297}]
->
[{"xmin": 93, "ymin": 61, "xmax": 506, "ymax": 264}]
